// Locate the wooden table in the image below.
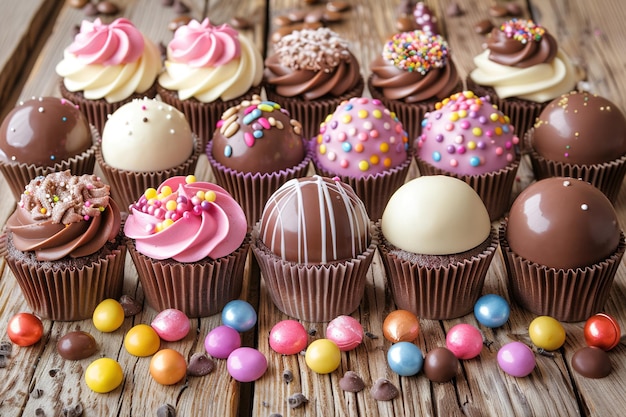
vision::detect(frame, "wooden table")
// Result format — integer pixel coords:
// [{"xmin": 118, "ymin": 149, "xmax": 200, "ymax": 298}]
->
[{"xmin": 1, "ymin": 0, "xmax": 625, "ymax": 416}]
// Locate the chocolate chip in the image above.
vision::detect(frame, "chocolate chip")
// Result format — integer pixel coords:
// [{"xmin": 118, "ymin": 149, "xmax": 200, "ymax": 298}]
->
[
  {"xmin": 304, "ymin": 10, "xmax": 324, "ymax": 24},
  {"xmin": 506, "ymin": 3, "xmax": 523, "ymax": 16},
  {"xmin": 0, "ymin": 341, "xmax": 12, "ymax": 356},
  {"xmin": 396, "ymin": 0, "xmax": 414, "ymax": 16},
  {"xmin": 287, "ymin": 10, "xmax": 307, "ymax": 23},
  {"xmin": 62, "ymin": 403, "xmax": 83, "ymax": 417},
  {"xmin": 156, "ymin": 404, "xmax": 176, "ymax": 417},
  {"xmin": 370, "ymin": 378, "xmax": 399, "ymax": 401},
  {"xmin": 187, "ymin": 353, "xmax": 214, "ymax": 377},
  {"xmin": 269, "ymin": 414, "xmax": 283, "ymax": 417},
  {"xmin": 49, "ymin": 369, "xmax": 60, "ymax": 377},
  {"xmin": 30, "ymin": 388, "xmax": 43, "ymax": 399},
  {"xmin": 273, "ymin": 15, "xmax": 292, "ymax": 27},
  {"xmin": 282, "ymin": 369, "xmax": 293, "ymax": 384},
  {"xmin": 287, "ymin": 393, "xmax": 308, "ymax": 409},
  {"xmin": 446, "ymin": 2, "xmax": 463, "ymax": 17},
  {"xmin": 72, "ymin": 24, "xmax": 81, "ymax": 36},
  {"xmin": 304, "ymin": 0, "xmax": 319, "ymax": 4},
  {"xmin": 0, "ymin": 355, "xmax": 7, "ymax": 368},
  {"xmin": 339, "ymin": 371, "xmax": 365, "ymax": 392},
  {"xmin": 474, "ymin": 19, "xmax": 494, "ymax": 35},
  {"xmin": 68, "ymin": 0, "xmax": 88, "ymax": 8},
  {"xmin": 326, "ymin": 0, "xmax": 350, "ymax": 12},
  {"xmin": 365, "ymin": 331, "xmax": 378, "ymax": 339},
  {"xmin": 230, "ymin": 16, "xmax": 252, "ymax": 29},
  {"xmin": 83, "ymin": 2, "xmax": 98, "ymax": 16},
  {"xmin": 396, "ymin": 16, "xmax": 416, "ymax": 32},
  {"xmin": 35, "ymin": 408, "xmax": 45, "ymax": 417},
  {"xmin": 488, "ymin": 4, "xmax": 508, "ymax": 17},
  {"xmin": 119, "ymin": 294, "xmax": 142, "ymax": 317},
  {"xmin": 162, "ymin": 0, "xmax": 174, "ymax": 6},
  {"xmin": 173, "ymin": 0, "xmax": 190, "ymax": 14},
  {"xmin": 96, "ymin": 0, "xmax": 119, "ymax": 15},
  {"xmin": 322, "ymin": 10, "xmax": 343, "ymax": 22},
  {"xmin": 168, "ymin": 15, "xmax": 192, "ymax": 32},
  {"xmin": 308, "ymin": 328, "xmax": 317, "ymax": 336}
]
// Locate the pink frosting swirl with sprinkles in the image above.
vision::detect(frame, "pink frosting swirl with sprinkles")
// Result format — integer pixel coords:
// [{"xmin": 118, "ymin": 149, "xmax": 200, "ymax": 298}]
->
[
  {"xmin": 124, "ymin": 176, "xmax": 247, "ymax": 263},
  {"xmin": 67, "ymin": 18, "xmax": 145, "ymax": 65},
  {"xmin": 167, "ymin": 18, "xmax": 241, "ymax": 68},
  {"xmin": 417, "ymin": 91, "xmax": 519, "ymax": 176},
  {"xmin": 382, "ymin": 31, "xmax": 449, "ymax": 75}
]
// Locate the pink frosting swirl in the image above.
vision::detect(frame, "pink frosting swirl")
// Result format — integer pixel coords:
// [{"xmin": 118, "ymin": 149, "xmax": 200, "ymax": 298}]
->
[
  {"xmin": 67, "ymin": 18, "xmax": 145, "ymax": 65},
  {"xmin": 167, "ymin": 18, "xmax": 241, "ymax": 68},
  {"xmin": 124, "ymin": 176, "xmax": 247, "ymax": 263}
]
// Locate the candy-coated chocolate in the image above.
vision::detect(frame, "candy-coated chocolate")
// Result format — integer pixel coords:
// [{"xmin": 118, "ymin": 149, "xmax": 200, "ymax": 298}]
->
[
  {"xmin": 85, "ymin": 358, "xmax": 124, "ymax": 393},
  {"xmin": 423, "ymin": 347, "xmax": 459, "ymax": 382},
  {"xmin": 7, "ymin": 313, "xmax": 44, "ymax": 347},
  {"xmin": 92, "ymin": 299, "xmax": 125, "ymax": 333},
  {"xmin": 474, "ymin": 294, "xmax": 510, "ymax": 328},
  {"xmin": 205, "ymin": 325, "xmax": 241, "ymax": 359},
  {"xmin": 325, "ymin": 315, "xmax": 364, "ymax": 351},
  {"xmin": 305, "ymin": 339, "xmax": 341, "ymax": 374},
  {"xmin": 528, "ymin": 316, "xmax": 566, "ymax": 351},
  {"xmin": 497, "ymin": 341, "xmax": 535, "ymax": 377},
  {"xmin": 269, "ymin": 320, "xmax": 308, "ymax": 355},
  {"xmin": 57, "ymin": 331, "xmax": 98, "ymax": 360},
  {"xmin": 149, "ymin": 349, "xmax": 187, "ymax": 385},
  {"xmin": 383, "ymin": 310, "xmax": 420, "ymax": 343},
  {"xmin": 571, "ymin": 346, "xmax": 612, "ymax": 378},
  {"xmin": 387, "ymin": 341, "xmax": 424, "ymax": 376},
  {"xmin": 446, "ymin": 324, "xmax": 483, "ymax": 359},
  {"xmin": 151, "ymin": 309, "xmax": 191, "ymax": 342},
  {"xmin": 124, "ymin": 324, "xmax": 160, "ymax": 357},
  {"xmin": 222, "ymin": 300, "xmax": 257, "ymax": 332},
  {"xmin": 227, "ymin": 347, "xmax": 268, "ymax": 382},
  {"xmin": 584, "ymin": 313, "xmax": 621, "ymax": 351}
]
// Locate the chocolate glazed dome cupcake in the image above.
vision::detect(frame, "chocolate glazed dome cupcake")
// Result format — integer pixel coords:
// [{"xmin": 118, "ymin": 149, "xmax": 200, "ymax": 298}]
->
[{"xmin": 500, "ymin": 177, "xmax": 625, "ymax": 322}]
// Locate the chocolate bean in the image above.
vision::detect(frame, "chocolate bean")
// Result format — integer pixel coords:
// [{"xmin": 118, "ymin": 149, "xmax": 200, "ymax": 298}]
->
[
  {"xmin": 323, "ymin": 10, "xmax": 343, "ymax": 23},
  {"xmin": 273, "ymin": 15, "xmax": 292, "ymax": 27},
  {"xmin": 57, "ymin": 331, "xmax": 98, "ymax": 361},
  {"xmin": 96, "ymin": 0, "xmax": 119, "ymax": 15},
  {"xmin": 396, "ymin": 16, "xmax": 417, "ymax": 32},
  {"xmin": 506, "ymin": 3, "xmax": 523, "ymax": 16},
  {"xmin": 326, "ymin": 0, "xmax": 350, "ymax": 12},
  {"xmin": 304, "ymin": 0, "xmax": 318, "ymax": 4},
  {"xmin": 168, "ymin": 15, "xmax": 192, "ymax": 32},
  {"xmin": 68, "ymin": 0, "xmax": 88, "ymax": 8},
  {"xmin": 474, "ymin": 19, "xmax": 494, "ymax": 35},
  {"xmin": 304, "ymin": 10, "xmax": 324, "ymax": 24},
  {"xmin": 230, "ymin": 16, "xmax": 252, "ymax": 29},
  {"xmin": 489, "ymin": 5, "xmax": 508, "ymax": 17},
  {"xmin": 287, "ymin": 10, "xmax": 306, "ymax": 23}
]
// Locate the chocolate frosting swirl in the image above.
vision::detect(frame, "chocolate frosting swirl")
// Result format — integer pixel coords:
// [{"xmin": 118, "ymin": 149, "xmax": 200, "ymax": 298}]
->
[
  {"xmin": 6, "ymin": 171, "xmax": 121, "ymax": 261},
  {"xmin": 487, "ymin": 20, "xmax": 558, "ymax": 68}
]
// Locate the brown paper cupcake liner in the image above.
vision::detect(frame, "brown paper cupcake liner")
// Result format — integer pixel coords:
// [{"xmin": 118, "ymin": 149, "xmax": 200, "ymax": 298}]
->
[
  {"xmin": 251, "ymin": 224, "xmax": 377, "ymax": 322},
  {"xmin": 60, "ymin": 80, "xmax": 157, "ymax": 134},
  {"xmin": 378, "ymin": 226, "xmax": 498, "ymax": 320},
  {"xmin": 0, "ymin": 125, "xmax": 99, "ymax": 201},
  {"xmin": 96, "ymin": 134, "xmax": 203, "ymax": 211},
  {"xmin": 368, "ymin": 75, "xmax": 463, "ymax": 141},
  {"xmin": 466, "ymin": 80, "xmax": 547, "ymax": 154},
  {"xmin": 499, "ymin": 223, "xmax": 626, "ymax": 322},
  {"xmin": 312, "ymin": 152, "xmax": 412, "ymax": 221},
  {"xmin": 264, "ymin": 77, "xmax": 365, "ymax": 140},
  {"xmin": 206, "ymin": 143, "xmax": 312, "ymax": 229},
  {"xmin": 3, "ymin": 234, "xmax": 126, "ymax": 321},
  {"xmin": 127, "ymin": 236, "xmax": 250, "ymax": 318},
  {"xmin": 526, "ymin": 128, "xmax": 626, "ymax": 203},
  {"xmin": 415, "ymin": 156, "xmax": 520, "ymax": 221},
  {"xmin": 157, "ymin": 84, "xmax": 262, "ymax": 149}
]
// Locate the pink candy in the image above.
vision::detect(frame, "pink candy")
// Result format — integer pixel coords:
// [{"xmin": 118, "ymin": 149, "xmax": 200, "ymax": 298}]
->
[
  {"xmin": 446, "ymin": 323, "xmax": 483, "ymax": 360},
  {"xmin": 269, "ymin": 320, "xmax": 308, "ymax": 355},
  {"xmin": 325, "ymin": 315, "xmax": 363, "ymax": 351},
  {"xmin": 205, "ymin": 325, "xmax": 241, "ymax": 359},
  {"xmin": 151, "ymin": 308, "xmax": 191, "ymax": 342}
]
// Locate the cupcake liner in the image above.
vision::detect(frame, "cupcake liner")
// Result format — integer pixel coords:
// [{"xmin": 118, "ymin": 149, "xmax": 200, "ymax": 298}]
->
[
  {"xmin": 0, "ymin": 125, "xmax": 99, "ymax": 201},
  {"xmin": 251, "ymin": 224, "xmax": 377, "ymax": 322},
  {"xmin": 3, "ymin": 233, "xmax": 126, "ymax": 321},
  {"xmin": 499, "ymin": 222, "xmax": 626, "ymax": 322},
  {"xmin": 415, "ymin": 156, "xmax": 520, "ymax": 221},
  {"xmin": 128, "ymin": 236, "xmax": 249, "ymax": 318},
  {"xmin": 60, "ymin": 80, "xmax": 157, "ymax": 134},
  {"xmin": 312, "ymin": 152, "xmax": 412, "ymax": 221},
  {"xmin": 264, "ymin": 77, "xmax": 365, "ymax": 140},
  {"xmin": 466, "ymin": 80, "xmax": 546, "ymax": 154},
  {"xmin": 526, "ymin": 128, "xmax": 626, "ymax": 203},
  {"xmin": 378, "ymin": 226, "xmax": 497, "ymax": 320},
  {"xmin": 368, "ymin": 75, "xmax": 463, "ymax": 141},
  {"xmin": 157, "ymin": 85, "xmax": 263, "ymax": 149},
  {"xmin": 206, "ymin": 142, "xmax": 313, "ymax": 229},
  {"xmin": 96, "ymin": 134, "xmax": 203, "ymax": 211}
]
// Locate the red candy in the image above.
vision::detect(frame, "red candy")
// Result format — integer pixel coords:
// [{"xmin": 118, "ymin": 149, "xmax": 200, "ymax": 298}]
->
[
  {"xmin": 584, "ymin": 313, "xmax": 621, "ymax": 351},
  {"xmin": 269, "ymin": 320, "xmax": 308, "ymax": 355},
  {"xmin": 7, "ymin": 313, "xmax": 44, "ymax": 347}
]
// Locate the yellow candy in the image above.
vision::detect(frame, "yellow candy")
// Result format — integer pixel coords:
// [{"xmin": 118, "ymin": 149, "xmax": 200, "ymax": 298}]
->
[
  {"xmin": 185, "ymin": 175, "xmax": 196, "ymax": 184},
  {"xmin": 305, "ymin": 339, "xmax": 341, "ymax": 374},
  {"xmin": 205, "ymin": 191, "xmax": 216, "ymax": 202},
  {"xmin": 124, "ymin": 324, "xmax": 160, "ymax": 357},
  {"xmin": 85, "ymin": 358, "xmax": 123, "ymax": 393},
  {"xmin": 372, "ymin": 109, "xmax": 382, "ymax": 119},
  {"xmin": 166, "ymin": 200, "xmax": 177, "ymax": 211},
  {"xmin": 196, "ymin": 190, "xmax": 205, "ymax": 200},
  {"xmin": 93, "ymin": 299, "xmax": 125, "ymax": 333},
  {"xmin": 145, "ymin": 188, "xmax": 157, "ymax": 199},
  {"xmin": 529, "ymin": 316, "xmax": 566, "ymax": 351}
]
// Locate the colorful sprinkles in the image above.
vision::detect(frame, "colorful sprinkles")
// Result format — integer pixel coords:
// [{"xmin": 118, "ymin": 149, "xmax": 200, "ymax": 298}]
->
[
  {"xmin": 499, "ymin": 19, "xmax": 545, "ymax": 44},
  {"xmin": 382, "ymin": 30, "xmax": 449, "ymax": 74}
]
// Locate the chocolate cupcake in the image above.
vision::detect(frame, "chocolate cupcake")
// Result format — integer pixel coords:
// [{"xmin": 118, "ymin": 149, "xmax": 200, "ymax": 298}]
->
[
  {"xmin": 2, "ymin": 171, "xmax": 126, "ymax": 321},
  {"xmin": 157, "ymin": 18, "xmax": 264, "ymax": 148},
  {"xmin": 207, "ymin": 95, "xmax": 311, "ymax": 229},
  {"xmin": 368, "ymin": 30, "xmax": 462, "ymax": 140},
  {"xmin": 378, "ymin": 175, "xmax": 497, "ymax": 320},
  {"xmin": 252, "ymin": 176, "xmax": 377, "ymax": 322},
  {"xmin": 467, "ymin": 19, "xmax": 577, "ymax": 147},
  {"xmin": 500, "ymin": 177, "xmax": 625, "ymax": 322},
  {"xmin": 527, "ymin": 91, "xmax": 626, "ymax": 202},
  {"xmin": 312, "ymin": 97, "xmax": 412, "ymax": 220},
  {"xmin": 56, "ymin": 18, "xmax": 160, "ymax": 133},
  {"xmin": 264, "ymin": 27, "xmax": 364, "ymax": 140},
  {"xmin": 124, "ymin": 176, "xmax": 249, "ymax": 317},
  {"xmin": 0, "ymin": 97, "xmax": 98, "ymax": 201}
]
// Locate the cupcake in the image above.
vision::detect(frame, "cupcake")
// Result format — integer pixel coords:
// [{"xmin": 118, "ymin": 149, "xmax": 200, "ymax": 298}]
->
[
  {"xmin": 264, "ymin": 27, "xmax": 365, "ymax": 140},
  {"xmin": 415, "ymin": 91, "xmax": 520, "ymax": 221},
  {"xmin": 56, "ymin": 18, "xmax": 160, "ymax": 133},
  {"xmin": 124, "ymin": 176, "xmax": 249, "ymax": 317},
  {"xmin": 527, "ymin": 91, "xmax": 626, "ymax": 202},
  {"xmin": 312, "ymin": 97, "xmax": 412, "ymax": 220},
  {"xmin": 368, "ymin": 30, "xmax": 462, "ymax": 141},
  {"xmin": 378, "ymin": 175, "xmax": 497, "ymax": 319},
  {"xmin": 207, "ymin": 95, "xmax": 311, "ymax": 229},
  {"xmin": 252, "ymin": 175, "xmax": 377, "ymax": 322},
  {"xmin": 0, "ymin": 97, "xmax": 98, "ymax": 201},
  {"xmin": 467, "ymin": 19, "xmax": 578, "ymax": 145},
  {"xmin": 157, "ymin": 18, "xmax": 264, "ymax": 148},
  {"xmin": 500, "ymin": 177, "xmax": 625, "ymax": 322},
  {"xmin": 2, "ymin": 171, "xmax": 126, "ymax": 321},
  {"xmin": 96, "ymin": 97, "xmax": 201, "ymax": 211}
]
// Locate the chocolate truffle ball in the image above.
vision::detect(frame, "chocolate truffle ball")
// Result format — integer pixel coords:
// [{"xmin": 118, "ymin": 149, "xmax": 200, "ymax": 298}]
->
[
  {"xmin": 532, "ymin": 91, "xmax": 626, "ymax": 165},
  {"xmin": 259, "ymin": 175, "xmax": 370, "ymax": 264},
  {"xmin": 423, "ymin": 347, "xmax": 459, "ymax": 383},
  {"xmin": 0, "ymin": 97, "xmax": 91, "ymax": 166},
  {"xmin": 506, "ymin": 177, "xmax": 621, "ymax": 270}
]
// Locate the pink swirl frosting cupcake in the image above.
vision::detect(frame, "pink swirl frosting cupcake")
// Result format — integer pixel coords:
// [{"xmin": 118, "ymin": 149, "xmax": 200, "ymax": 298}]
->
[
  {"xmin": 124, "ymin": 176, "xmax": 247, "ymax": 263},
  {"xmin": 167, "ymin": 19, "xmax": 240, "ymax": 68}
]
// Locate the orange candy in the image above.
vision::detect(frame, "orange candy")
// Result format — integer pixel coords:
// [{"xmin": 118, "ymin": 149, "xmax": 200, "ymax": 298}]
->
[{"xmin": 149, "ymin": 349, "xmax": 187, "ymax": 385}]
